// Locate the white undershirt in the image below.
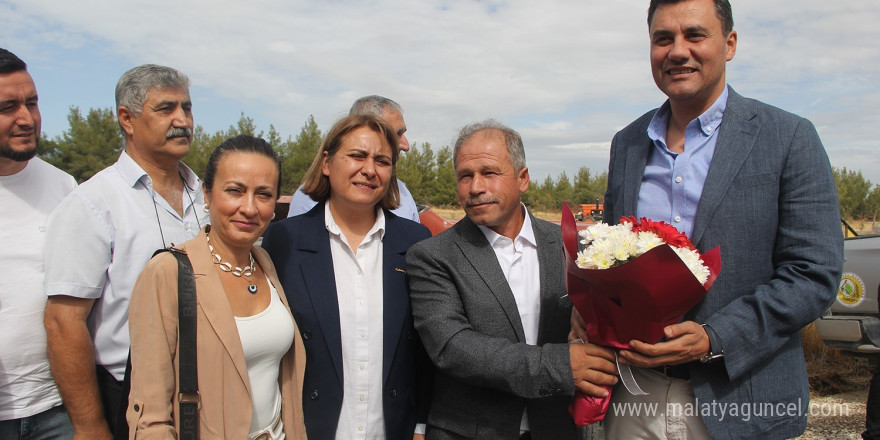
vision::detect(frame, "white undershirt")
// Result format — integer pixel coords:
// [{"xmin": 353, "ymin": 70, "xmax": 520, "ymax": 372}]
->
[
  {"xmin": 477, "ymin": 204, "xmax": 541, "ymax": 432},
  {"xmin": 326, "ymin": 203, "xmax": 386, "ymax": 440},
  {"xmin": 235, "ymin": 280, "xmax": 294, "ymax": 435}
]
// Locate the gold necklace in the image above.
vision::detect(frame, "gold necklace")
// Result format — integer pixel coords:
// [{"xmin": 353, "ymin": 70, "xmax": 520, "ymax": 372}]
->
[{"xmin": 206, "ymin": 232, "xmax": 258, "ymax": 294}]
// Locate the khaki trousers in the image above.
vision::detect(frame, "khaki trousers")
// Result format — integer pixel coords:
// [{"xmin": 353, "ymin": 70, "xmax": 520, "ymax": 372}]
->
[{"xmin": 603, "ymin": 366, "xmax": 712, "ymax": 440}]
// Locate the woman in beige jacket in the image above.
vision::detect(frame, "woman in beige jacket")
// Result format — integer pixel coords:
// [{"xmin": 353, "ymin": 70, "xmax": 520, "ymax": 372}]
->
[{"xmin": 127, "ymin": 135, "xmax": 306, "ymax": 439}]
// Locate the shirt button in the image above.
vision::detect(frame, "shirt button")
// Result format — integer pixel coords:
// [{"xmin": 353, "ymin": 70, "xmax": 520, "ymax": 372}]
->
[
  {"xmin": 359, "ymin": 394, "xmax": 366, "ymax": 402},
  {"xmin": 675, "ymin": 176, "xmax": 683, "ymax": 183},
  {"xmin": 360, "ymin": 331, "xmax": 366, "ymax": 338},
  {"xmin": 359, "ymin": 363, "xmax": 366, "ymax": 371},
  {"xmin": 358, "ymin": 426, "xmax": 364, "ymax": 432},
  {"xmin": 707, "ymin": 125, "xmax": 713, "ymax": 132},
  {"xmin": 674, "ymin": 216, "xmax": 682, "ymax": 222},
  {"xmin": 357, "ymin": 269, "xmax": 363, "ymax": 275}
]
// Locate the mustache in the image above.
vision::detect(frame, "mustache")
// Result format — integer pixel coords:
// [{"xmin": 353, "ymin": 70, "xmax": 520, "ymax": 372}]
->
[
  {"xmin": 166, "ymin": 127, "xmax": 193, "ymax": 139},
  {"xmin": 465, "ymin": 196, "xmax": 498, "ymax": 207}
]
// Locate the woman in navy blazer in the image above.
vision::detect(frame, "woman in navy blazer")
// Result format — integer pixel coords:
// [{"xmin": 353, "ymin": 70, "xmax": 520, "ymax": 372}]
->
[{"xmin": 262, "ymin": 114, "xmax": 431, "ymax": 440}]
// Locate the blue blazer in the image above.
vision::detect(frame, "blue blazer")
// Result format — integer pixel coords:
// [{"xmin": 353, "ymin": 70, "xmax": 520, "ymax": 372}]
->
[
  {"xmin": 262, "ymin": 202, "xmax": 432, "ymax": 440},
  {"xmin": 605, "ymin": 88, "xmax": 844, "ymax": 439}
]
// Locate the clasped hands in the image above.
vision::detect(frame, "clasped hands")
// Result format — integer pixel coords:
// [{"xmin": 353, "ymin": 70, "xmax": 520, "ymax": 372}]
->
[{"xmin": 568, "ymin": 309, "xmax": 711, "ymax": 396}]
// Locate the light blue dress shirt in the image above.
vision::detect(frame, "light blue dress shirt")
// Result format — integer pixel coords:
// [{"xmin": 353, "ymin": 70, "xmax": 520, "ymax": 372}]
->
[{"xmin": 636, "ymin": 86, "xmax": 729, "ymax": 239}]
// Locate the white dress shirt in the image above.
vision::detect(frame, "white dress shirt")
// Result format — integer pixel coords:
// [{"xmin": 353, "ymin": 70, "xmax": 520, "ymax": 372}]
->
[
  {"xmin": 477, "ymin": 204, "xmax": 541, "ymax": 432},
  {"xmin": 44, "ymin": 151, "xmax": 206, "ymax": 379},
  {"xmin": 325, "ymin": 203, "xmax": 386, "ymax": 439}
]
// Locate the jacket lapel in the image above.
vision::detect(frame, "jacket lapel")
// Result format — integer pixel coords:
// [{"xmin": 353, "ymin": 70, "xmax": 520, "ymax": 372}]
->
[
  {"xmin": 381, "ymin": 213, "xmax": 410, "ymax": 383},
  {"xmin": 532, "ymin": 214, "xmax": 563, "ymax": 343},
  {"xmin": 184, "ymin": 229, "xmax": 252, "ymax": 395},
  {"xmin": 455, "ymin": 217, "xmax": 527, "ymax": 342},
  {"xmin": 622, "ymin": 129, "xmax": 652, "ymax": 218},
  {"xmin": 691, "ymin": 88, "xmax": 759, "ymax": 247},
  {"xmin": 297, "ymin": 206, "xmax": 345, "ymax": 385}
]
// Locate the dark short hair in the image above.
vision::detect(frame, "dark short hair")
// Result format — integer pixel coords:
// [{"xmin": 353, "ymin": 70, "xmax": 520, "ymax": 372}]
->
[
  {"xmin": 300, "ymin": 114, "xmax": 400, "ymax": 210},
  {"xmin": 648, "ymin": 0, "xmax": 734, "ymax": 35},
  {"xmin": 0, "ymin": 48, "xmax": 27, "ymax": 74},
  {"xmin": 204, "ymin": 135, "xmax": 282, "ymax": 198}
]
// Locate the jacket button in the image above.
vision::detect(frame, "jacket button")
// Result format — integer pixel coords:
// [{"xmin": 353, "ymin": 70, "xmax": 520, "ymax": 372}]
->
[
  {"xmin": 303, "ymin": 331, "xmax": 312, "ymax": 340},
  {"xmin": 310, "ymin": 390, "xmax": 319, "ymax": 400},
  {"xmin": 389, "ymin": 389, "xmax": 398, "ymax": 398}
]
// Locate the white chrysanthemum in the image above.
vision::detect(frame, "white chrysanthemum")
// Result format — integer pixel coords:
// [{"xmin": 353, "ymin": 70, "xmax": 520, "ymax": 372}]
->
[
  {"xmin": 672, "ymin": 247, "xmax": 710, "ymax": 285},
  {"xmin": 635, "ymin": 231, "xmax": 665, "ymax": 254},
  {"xmin": 575, "ymin": 250, "xmax": 596, "ymax": 269},
  {"xmin": 579, "ymin": 223, "xmax": 615, "ymax": 245}
]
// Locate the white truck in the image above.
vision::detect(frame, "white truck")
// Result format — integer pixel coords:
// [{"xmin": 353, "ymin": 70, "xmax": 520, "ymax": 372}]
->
[{"xmin": 815, "ymin": 230, "xmax": 880, "ymax": 354}]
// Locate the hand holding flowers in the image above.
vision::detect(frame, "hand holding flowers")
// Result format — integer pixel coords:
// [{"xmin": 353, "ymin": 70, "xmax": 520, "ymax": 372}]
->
[{"xmin": 560, "ymin": 204, "xmax": 721, "ymax": 425}]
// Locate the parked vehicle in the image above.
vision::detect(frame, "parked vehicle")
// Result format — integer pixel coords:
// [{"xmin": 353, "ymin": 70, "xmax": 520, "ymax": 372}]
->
[{"xmin": 815, "ymin": 230, "xmax": 880, "ymax": 354}]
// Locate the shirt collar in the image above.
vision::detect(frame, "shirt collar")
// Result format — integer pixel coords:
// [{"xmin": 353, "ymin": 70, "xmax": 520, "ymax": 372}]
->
[
  {"xmin": 477, "ymin": 203, "xmax": 537, "ymax": 248},
  {"xmin": 115, "ymin": 150, "xmax": 201, "ymax": 191},
  {"xmin": 324, "ymin": 202, "xmax": 386, "ymax": 242},
  {"xmin": 647, "ymin": 84, "xmax": 730, "ymax": 142}
]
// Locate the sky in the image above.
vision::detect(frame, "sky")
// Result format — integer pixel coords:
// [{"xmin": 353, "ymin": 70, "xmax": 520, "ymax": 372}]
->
[{"xmin": 3, "ymin": 0, "xmax": 879, "ymax": 187}]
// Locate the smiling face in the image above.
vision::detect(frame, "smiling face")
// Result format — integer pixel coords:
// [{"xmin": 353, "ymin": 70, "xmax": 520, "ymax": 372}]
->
[
  {"xmin": 204, "ymin": 151, "xmax": 279, "ymax": 251},
  {"xmin": 649, "ymin": 0, "xmax": 736, "ymax": 114},
  {"xmin": 0, "ymin": 70, "xmax": 40, "ymax": 168},
  {"xmin": 119, "ymin": 86, "xmax": 193, "ymax": 162},
  {"xmin": 455, "ymin": 129, "xmax": 530, "ymax": 239},
  {"xmin": 322, "ymin": 126, "xmax": 393, "ymax": 215}
]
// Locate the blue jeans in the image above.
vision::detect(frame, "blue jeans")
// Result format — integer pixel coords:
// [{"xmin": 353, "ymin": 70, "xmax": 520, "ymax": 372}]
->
[{"xmin": 0, "ymin": 405, "xmax": 74, "ymax": 440}]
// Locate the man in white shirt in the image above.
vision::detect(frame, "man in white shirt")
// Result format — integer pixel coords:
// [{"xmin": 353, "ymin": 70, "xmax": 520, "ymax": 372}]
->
[
  {"xmin": 406, "ymin": 120, "xmax": 618, "ymax": 439},
  {"xmin": 43, "ymin": 64, "xmax": 206, "ymax": 440},
  {"xmin": 287, "ymin": 95, "xmax": 421, "ymax": 222},
  {"xmin": 0, "ymin": 47, "xmax": 77, "ymax": 440}
]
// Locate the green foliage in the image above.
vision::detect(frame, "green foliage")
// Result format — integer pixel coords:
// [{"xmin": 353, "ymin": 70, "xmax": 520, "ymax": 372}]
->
[
  {"xmin": 37, "ymin": 107, "xmax": 877, "ymax": 220},
  {"xmin": 39, "ymin": 107, "xmax": 123, "ymax": 182},
  {"xmin": 834, "ymin": 167, "xmax": 880, "ymax": 220}
]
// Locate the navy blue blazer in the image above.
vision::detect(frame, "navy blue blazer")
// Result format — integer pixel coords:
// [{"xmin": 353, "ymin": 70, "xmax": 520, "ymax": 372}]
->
[
  {"xmin": 605, "ymin": 88, "xmax": 844, "ymax": 439},
  {"xmin": 262, "ymin": 202, "xmax": 432, "ymax": 440}
]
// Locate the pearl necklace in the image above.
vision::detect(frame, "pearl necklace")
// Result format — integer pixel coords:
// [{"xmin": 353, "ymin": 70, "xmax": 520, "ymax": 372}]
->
[{"xmin": 206, "ymin": 233, "xmax": 258, "ymax": 294}]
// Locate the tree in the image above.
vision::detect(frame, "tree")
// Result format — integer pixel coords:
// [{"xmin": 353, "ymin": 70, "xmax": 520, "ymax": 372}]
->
[
  {"xmin": 834, "ymin": 167, "xmax": 875, "ymax": 219},
  {"xmin": 39, "ymin": 107, "xmax": 123, "ymax": 182},
  {"xmin": 280, "ymin": 115, "xmax": 322, "ymax": 195}
]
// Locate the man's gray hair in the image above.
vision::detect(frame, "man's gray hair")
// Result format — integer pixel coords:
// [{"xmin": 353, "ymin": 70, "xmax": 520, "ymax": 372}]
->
[
  {"xmin": 115, "ymin": 64, "xmax": 190, "ymax": 118},
  {"xmin": 349, "ymin": 95, "xmax": 403, "ymax": 117},
  {"xmin": 453, "ymin": 119, "xmax": 526, "ymax": 172}
]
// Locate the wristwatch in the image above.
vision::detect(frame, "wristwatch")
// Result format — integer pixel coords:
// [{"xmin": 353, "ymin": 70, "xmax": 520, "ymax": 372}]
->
[
  {"xmin": 699, "ymin": 323, "xmax": 724, "ymax": 363},
  {"xmin": 699, "ymin": 350, "xmax": 724, "ymax": 364}
]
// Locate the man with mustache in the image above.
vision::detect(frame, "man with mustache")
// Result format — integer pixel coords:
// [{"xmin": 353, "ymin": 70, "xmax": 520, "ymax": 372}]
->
[
  {"xmin": 579, "ymin": 0, "xmax": 843, "ymax": 438},
  {"xmin": 406, "ymin": 120, "xmax": 618, "ymax": 439},
  {"xmin": 0, "ymin": 48, "xmax": 77, "ymax": 439},
  {"xmin": 44, "ymin": 64, "xmax": 206, "ymax": 440}
]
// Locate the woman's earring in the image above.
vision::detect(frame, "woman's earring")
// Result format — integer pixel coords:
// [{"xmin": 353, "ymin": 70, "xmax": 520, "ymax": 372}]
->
[
  {"xmin": 203, "ymin": 205, "xmax": 210, "ymax": 213},
  {"xmin": 271, "ymin": 213, "xmax": 276, "ymax": 220}
]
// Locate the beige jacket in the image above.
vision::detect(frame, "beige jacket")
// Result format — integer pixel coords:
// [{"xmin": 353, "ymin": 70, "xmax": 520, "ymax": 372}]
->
[{"xmin": 127, "ymin": 229, "xmax": 307, "ymax": 439}]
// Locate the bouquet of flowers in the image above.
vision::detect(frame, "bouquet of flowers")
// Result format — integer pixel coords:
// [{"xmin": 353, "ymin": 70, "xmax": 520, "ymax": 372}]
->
[{"xmin": 561, "ymin": 204, "xmax": 721, "ymax": 425}]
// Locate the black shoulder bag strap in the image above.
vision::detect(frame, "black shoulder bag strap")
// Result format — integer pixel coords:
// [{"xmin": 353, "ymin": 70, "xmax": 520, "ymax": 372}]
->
[{"xmin": 157, "ymin": 247, "xmax": 200, "ymax": 440}]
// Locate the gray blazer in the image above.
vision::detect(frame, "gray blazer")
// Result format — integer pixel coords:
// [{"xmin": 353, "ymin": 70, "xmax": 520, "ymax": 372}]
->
[
  {"xmin": 605, "ymin": 87, "xmax": 844, "ymax": 439},
  {"xmin": 407, "ymin": 211, "xmax": 578, "ymax": 440}
]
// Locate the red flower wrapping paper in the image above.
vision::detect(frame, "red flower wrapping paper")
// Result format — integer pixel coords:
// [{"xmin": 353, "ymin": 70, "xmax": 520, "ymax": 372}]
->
[{"xmin": 561, "ymin": 204, "xmax": 721, "ymax": 426}]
